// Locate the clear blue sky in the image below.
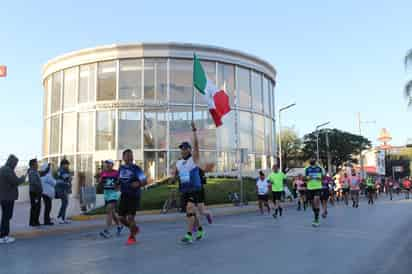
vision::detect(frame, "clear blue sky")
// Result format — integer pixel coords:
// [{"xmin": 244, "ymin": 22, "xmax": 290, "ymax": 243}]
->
[{"xmin": 1, "ymin": 0, "xmax": 411, "ymax": 163}]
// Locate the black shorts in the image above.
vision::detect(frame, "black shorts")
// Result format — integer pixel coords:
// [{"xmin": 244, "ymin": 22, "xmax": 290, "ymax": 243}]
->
[
  {"xmin": 350, "ymin": 189, "xmax": 360, "ymax": 196},
  {"xmin": 182, "ymin": 191, "xmax": 204, "ymax": 205},
  {"xmin": 272, "ymin": 191, "xmax": 284, "ymax": 202},
  {"xmin": 118, "ymin": 194, "xmax": 139, "ymax": 217},
  {"xmin": 342, "ymin": 188, "xmax": 350, "ymax": 194},
  {"xmin": 320, "ymin": 189, "xmax": 329, "ymax": 201},
  {"xmin": 258, "ymin": 194, "xmax": 269, "ymax": 201},
  {"xmin": 298, "ymin": 190, "xmax": 306, "ymax": 196},
  {"xmin": 306, "ymin": 189, "xmax": 321, "ymax": 201},
  {"xmin": 105, "ymin": 200, "xmax": 118, "ymax": 207}
]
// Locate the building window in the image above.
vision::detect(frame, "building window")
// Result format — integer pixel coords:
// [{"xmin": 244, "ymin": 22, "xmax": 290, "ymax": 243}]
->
[
  {"xmin": 217, "ymin": 110, "xmax": 236, "ymax": 151},
  {"xmin": 263, "ymin": 77, "xmax": 270, "ymax": 116},
  {"xmin": 78, "ymin": 112, "xmax": 94, "ymax": 152},
  {"xmin": 62, "ymin": 112, "xmax": 77, "ymax": 154},
  {"xmin": 196, "ymin": 61, "xmax": 216, "ymax": 105},
  {"xmin": 169, "ymin": 109, "xmax": 192, "ymax": 149},
  {"xmin": 119, "ymin": 59, "xmax": 142, "ymax": 100},
  {"xmin": 77, "ymin": 154, "xmax": 94, "ymax": 187},
  {"xmin": 271, "ymin": 81, "xmax": 275, "ymax": 118},
  {"xmin": 265, "ymin": 117, "xmax": 272, "ymax": 155},
  {"xmin": 97, "ymin": 61, "xmax": 116, "ymax": 101},
  {"xmin": 43, "ymin": 77, "xmax": 51, "ymax": 117},
  {"xmin": 239, "ymin": 111, "xmax": 252, "ymax": 152},
  {"xmin": 63, "ymin": 67, "xmax": 77, "ymax": 110},
  {"xmin": 51, "ymin": 72, "xmax": 62, "ymax": 113},
  {"xmin": 170, "ymin": 59, "xmax": 192, "ymax": 104},
  {"xmin": 43, "ymin": 119, "xmax": 50, "ymax": 156},
  {"xmin": 237, "ymin": 67, "xmax": 251, "ymax": 109},
  {"xmin": 96, "ymin": 111, "xmax": 116, "ymax": 150},
  {"xmin": 118, "ymin": 111, "xmax": 141, "ymax": 150},
  {"xmin": 252, "ymin": 71, "xmax": 263, "ymax": 113},
  {"xmin": 79, "ymin": 64, "xmax": 96, "ymax": 103},
  {"xmin": 218, "ymin": 63, "xmax": 235, "ymax": 107},
  {"xmin": 50, "ymin": 115, "xmax": 60, "ymax": 154},
  {"xmin": 144, "ymin": 151, "xmax": 167, "ymax": 182},
  {"xmin": 195, "ymin": 109, "xmax": 216, "ymax": 150},
  {"xmin": 144, "ymin": 59, "xmax": 167, "ymax": 102},
  {"xmin": 254, "ymin": 114, "xmax": 265, "ymax": 154},
  {"xmin": 144, "ymin": 111, "xmax": 167, "ymax": 150}
]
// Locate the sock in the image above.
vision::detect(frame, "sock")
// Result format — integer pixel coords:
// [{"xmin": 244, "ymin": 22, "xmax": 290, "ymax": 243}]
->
[
  {"xmin": 314, "ymin": 208, "xmax": 319, "ymax": 220},
  {"xmin": 279, "ymin": 207, "xmax": 283, "ymax": 215},
  {"xmin": 275, "ymin": 208, "xmax": 278, "ymax": 215}
]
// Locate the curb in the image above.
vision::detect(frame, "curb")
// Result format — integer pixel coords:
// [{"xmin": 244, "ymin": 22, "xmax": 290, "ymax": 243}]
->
[{"xmin": 11, "ymin": 204, "xmax": 259, "ymax": 239}]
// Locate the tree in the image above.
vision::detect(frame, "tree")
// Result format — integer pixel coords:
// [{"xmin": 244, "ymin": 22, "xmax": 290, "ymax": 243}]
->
[
  {"xmin": 278, "ymin": 127, "xmax": 303, "ymax": 172},
  {"xmin": 302, "ymin": 128, "xmax": 371, "ymax": 171},
  {"xmin": 404, "ymin": 51, "xmax": 412, "ymax": 106}
]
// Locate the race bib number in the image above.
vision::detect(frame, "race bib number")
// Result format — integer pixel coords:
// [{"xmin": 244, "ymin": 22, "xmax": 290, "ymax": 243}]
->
[{"xmin": 179, "ymin": 170, "xmax": 190, "ymax": 184}]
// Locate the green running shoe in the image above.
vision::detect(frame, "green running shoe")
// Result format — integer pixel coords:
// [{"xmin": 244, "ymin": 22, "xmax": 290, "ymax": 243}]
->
[
  {"xmin": 181, "ymin": 233, "xmax": 193, "ymax": 244},
  {"xmin": 196, "ymin": 230, "xmax": 205, "ymax": 241},
  {"xmin": 312, "ymin": 219, "xmax": 320, "ymax": 227}
]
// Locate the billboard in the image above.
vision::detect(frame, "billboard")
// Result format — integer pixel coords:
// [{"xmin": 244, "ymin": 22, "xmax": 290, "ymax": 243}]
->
[{"xmin": 376, "ymin": 150, "xmax": 385, "ymax": 175}]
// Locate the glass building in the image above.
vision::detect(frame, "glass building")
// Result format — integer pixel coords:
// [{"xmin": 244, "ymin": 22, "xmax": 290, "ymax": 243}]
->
[{"xmin": 42, "ymin": 43, "xmax": 277, "ymax": 196}]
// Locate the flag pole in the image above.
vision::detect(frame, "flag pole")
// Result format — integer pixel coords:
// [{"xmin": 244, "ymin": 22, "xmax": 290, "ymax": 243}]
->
[{"xmin": 192, "ymin": 53, "xmax": 196, "ymax": 123}]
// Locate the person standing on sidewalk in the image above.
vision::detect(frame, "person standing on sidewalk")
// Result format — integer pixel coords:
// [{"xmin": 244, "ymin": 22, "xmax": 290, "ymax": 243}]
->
[
  {"xmin": 268, "ymin": 165, "xmax": 286, "ymax": 219},
  {"xmin": 118, "ymin": 149, "xmax": 147, "ymax": 245},
  {"xmin": 40, "ymin": 163, "xmax": 56, "ymax": 225},
  {"xmin": 0, "ymin": 155, "xmax": 26, "ymax": 244},
  {"xmin": 28, "ymin": 159, "xmax": 42, "ymax": 227},
  {"xmin": 55, "ymin": 159, "xmax": 72, "ymax": 224}
]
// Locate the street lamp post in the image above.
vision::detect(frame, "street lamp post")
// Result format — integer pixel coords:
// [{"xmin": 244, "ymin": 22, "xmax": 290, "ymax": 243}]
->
[
  {"xmin": 357, "ymin": 112, "xmax": 376, "ymax": 179},
  {"xmin": 278, "ymin": 103, "xmax": 296, "ymax": 172},
  {"xmin": 315, "ymin": 122, "xmax": 331, "ymax": 164}
]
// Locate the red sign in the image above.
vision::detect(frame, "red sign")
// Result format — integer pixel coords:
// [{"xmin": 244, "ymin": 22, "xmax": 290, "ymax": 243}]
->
[{"xmin": 0, "ymin": 66, "xmax": 7, "ymax": 77}]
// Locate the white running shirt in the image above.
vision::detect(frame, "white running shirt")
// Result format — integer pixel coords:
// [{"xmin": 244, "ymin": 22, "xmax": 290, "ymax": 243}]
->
[{"xmin": 256, "ymin": 178, "xmax": 269, "ymax": 195}]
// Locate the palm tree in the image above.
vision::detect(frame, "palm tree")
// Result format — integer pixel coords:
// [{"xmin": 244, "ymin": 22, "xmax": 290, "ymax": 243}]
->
[{"xmin": 404, "ymin": 50, "xmax": 412, "ymax": 106}]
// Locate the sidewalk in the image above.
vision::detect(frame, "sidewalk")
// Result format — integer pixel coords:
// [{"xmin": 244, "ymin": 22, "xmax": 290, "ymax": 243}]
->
[{"xmin": 7, "ymin": 201, "xmax": 265, "ymax": 239}]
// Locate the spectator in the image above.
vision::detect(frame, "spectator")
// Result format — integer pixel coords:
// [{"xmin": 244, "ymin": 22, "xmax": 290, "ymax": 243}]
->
[
  {"xmin": 55, "ymin": 159, "xmax": 72, "ymax": 224},
  {"xmin": 40, "ymin": 163, "xmax": 56, "ymax": 225},
  {"xmin": 0, "ymin": 155, "xmax": 26, "ymax": 244},
  {"xmin": 28, "ymin": 159, "xmax": 42, "ymax": 227}
]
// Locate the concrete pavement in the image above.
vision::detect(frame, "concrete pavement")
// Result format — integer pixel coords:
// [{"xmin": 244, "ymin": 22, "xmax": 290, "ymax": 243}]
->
[{"xmin": 1, "ymin": 194, "xmax": 412, "ymax": 274}]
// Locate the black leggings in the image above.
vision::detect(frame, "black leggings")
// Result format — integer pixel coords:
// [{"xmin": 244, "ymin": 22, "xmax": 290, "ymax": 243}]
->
[
  {"xmin": 0, "ymin": 200, "xmax": 14, "ymax": 237},
  {"xmin": 42, "ymin": 195, "xmax": 52, "ymax": 224}
]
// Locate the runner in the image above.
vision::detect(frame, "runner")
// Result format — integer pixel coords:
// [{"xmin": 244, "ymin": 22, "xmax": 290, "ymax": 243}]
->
[
  {"xmin": 375, "ymin": 178, "xmax": 381, "ymax": 200},
  {"xmin": 340, "ymin": 173, "xmax": 350, "ymax": 206},
  {"xmin": 334, "ymin": 174, "xmax": 342, "ymax": 202},
  {"xmin": 305, "ymin": 159, "xmax": 324, "ymax": 227},
  {"xmin": 402, "ymin": 177, "xmax": 411, "ymax": 200},
  {"xmin": 118, "ymin": 149, "xmax": 147, "ymax": 245},
  {"xmin": 256, "ymin": 171, "xmax": 271, "ymax": 215},
  {"xmin": 99, "ymin": 160, "xmax": 122, "ymax": 238},
  {"xmin": 293, "ymin": 174, "xmax": 306, "ymax": 211},
  {"xmin": 349, "ymin": 171, "xmax": 361, "ymax": 208},
  {"xmin": 176, "ymin": 122, "xmax": 214, "ymax": 244},
  {"xmin": 197, "ymin": 168, "xmax": 213, "ymax": 224},
  {"xmin": 387, "ymin": 178, "xmax": 394, "ymax": 200},
  {"xmin": 268, "ymin": 165, "xmax": 286, "ymax": 219},
  {"xmin": 320, "ymin": 174, "xmax": 332, "ymax": 218},
  {"xmin": 366, "ymin": 176, "xmax": 375, "ymax": 205}
]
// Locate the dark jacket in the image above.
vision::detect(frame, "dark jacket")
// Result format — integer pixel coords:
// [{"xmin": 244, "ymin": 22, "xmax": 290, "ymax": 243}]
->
[
  {"xmin": 28, "ymin": 168, "xmax": 42, "ymax": 194},
  {"xmin": 0, "ymin": 155, "xmax": 26, "ymax": 201}
]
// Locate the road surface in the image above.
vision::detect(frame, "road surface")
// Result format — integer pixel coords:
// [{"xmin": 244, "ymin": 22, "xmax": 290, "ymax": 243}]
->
[{"xmin": 1, "ymin": 195, "xmax": 411, "ymax": 274}]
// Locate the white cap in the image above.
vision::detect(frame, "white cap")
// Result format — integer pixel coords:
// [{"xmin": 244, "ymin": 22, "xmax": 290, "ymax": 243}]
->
[{"xmin": 40, "ymin": 162, "xmax": 49, "ymax": 172}]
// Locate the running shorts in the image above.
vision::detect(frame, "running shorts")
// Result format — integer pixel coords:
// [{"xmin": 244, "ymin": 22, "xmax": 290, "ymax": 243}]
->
[
  {"xmin": 272, "ymin": 191, "xmax": 284, "ymax": 202},
  {"xmin": 257, "ymin": 194, "xmax": 269, "ymax": 201},
  {"xmin": 342, "ymin": 188, "xmax": 350, "ymax": 194},
  {"xmin": 118, "ymin": 194, "xmax": 140, "ymax": 217},
  {"xmin": 298, "ymin": 190, "xmax": 306, "ymax": 197},
  {"xmin": 320, "ymin": 189, "xmax": 330, "ymax": 201},
  {"xmin": 306, "ymin": 189, "xmax": 321, "ymax": 201},
  {"xmin": 182, "ymin": 191, "xmax": 204, "ymax": 205},
  {"xmin": 105, "ymin": 199, "xmax": 118, "ymax": 207}
]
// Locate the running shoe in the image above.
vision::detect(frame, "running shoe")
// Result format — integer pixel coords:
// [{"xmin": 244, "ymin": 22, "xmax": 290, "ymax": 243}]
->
[
  {"xmin": 100, "ymin": 230, "xmax": 112, "ymax": 239},
  {"xmin": 321, "ymin": 212, "xmax": 327, "ymax": 218},
  {"xmin": 126, "ymin": 236, "xmax": 137, "ymax": 245},
  {"xmin": 272, "ymin": 213, "xmax": 277, "ymax": 219},
  {"xmin": 0, "ymin": 236, "xmax": 15, "ymax": 244},
  {"xmin": 196, "ymin": 230, "xmax": 205, "ymax": 241},
  {"xmin": 116, "ymin": 226, "xmax": 124, "ymax": 236},
  {"xmin": 312, "ymin": 219, "xmax": 320, "ymax": 227},
  {"xmin": 181, "ymin": 233, "xmax": 193, "ymax": 244},
  {"xmin": 206, "ymin": 213, "xmax": 213, "ymax": 224}
]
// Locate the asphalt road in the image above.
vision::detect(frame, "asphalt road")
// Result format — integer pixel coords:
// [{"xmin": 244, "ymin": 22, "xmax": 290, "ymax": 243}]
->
[{"xmin": 1, "ymin": 194, "xmax": 412, "ymax": 274}]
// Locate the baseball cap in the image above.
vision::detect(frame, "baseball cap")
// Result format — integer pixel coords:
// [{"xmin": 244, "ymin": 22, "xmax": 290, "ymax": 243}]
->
[
  {"xmin": 104, "ymin": 159, "xmax": 114, "ymax": 165},
  {"xmin": 178, "ymin": 142, "xmax": 192, "ymax": 150}
]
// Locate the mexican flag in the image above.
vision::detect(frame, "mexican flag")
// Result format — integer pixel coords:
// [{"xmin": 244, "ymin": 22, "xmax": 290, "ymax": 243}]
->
[{"xmin": 193, "ymin": 54, "xmax": 231, "ymax": 127}]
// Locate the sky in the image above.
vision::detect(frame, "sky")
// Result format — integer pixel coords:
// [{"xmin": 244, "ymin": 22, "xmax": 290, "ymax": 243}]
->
[{"xmin": 0, "ymin": 0, "xmax": 411, "ymax": 163}]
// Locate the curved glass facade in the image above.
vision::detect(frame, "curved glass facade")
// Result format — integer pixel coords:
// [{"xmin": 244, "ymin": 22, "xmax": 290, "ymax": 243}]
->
[{"xmin": 42, "ymin": 46, "xmax": 276, "ymax": 195}]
